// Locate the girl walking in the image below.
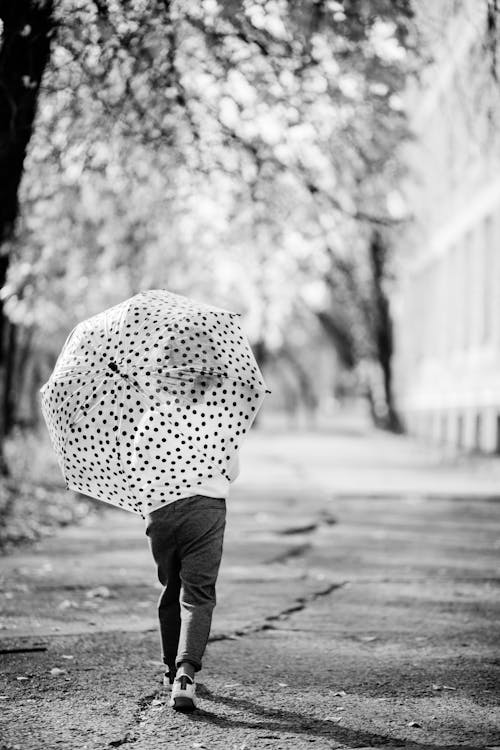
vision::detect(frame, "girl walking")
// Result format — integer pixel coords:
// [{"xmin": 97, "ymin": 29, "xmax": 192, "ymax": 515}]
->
[
  {"xmin": 145, "ymin": 455, "xmax": 239, "ymax": 711},
  {"xmin": 40, "ymin": 290, "xmax": 267, "ymax": 713}
]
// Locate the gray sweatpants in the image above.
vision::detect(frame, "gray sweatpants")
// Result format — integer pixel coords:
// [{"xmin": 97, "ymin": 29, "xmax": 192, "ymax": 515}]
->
[{"xmin": 145, "ymin": 494, "xmax": 226, "ymax": 674}]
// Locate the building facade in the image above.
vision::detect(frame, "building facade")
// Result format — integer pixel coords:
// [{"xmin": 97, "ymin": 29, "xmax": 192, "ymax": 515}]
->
[{"xmin": 393, "ymin": 0, "xmax": 500, "ymax": 451}]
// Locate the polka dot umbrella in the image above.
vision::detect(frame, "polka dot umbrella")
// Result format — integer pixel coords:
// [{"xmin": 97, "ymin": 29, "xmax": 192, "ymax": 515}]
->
[{"xmin": 40, "ymin": 289, "xmax": 269, "ymax": 517}]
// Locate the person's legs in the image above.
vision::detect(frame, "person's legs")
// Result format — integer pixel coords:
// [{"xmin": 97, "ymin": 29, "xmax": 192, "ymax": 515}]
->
[
  {"xmin": 157, "ymin": 552, "xmax": 182, "ymax": 677},
  {"xmin": 145, "ymin": 506, "xmax": 181, "ymax": 678},
  {"xmin": 174, "ymin": 496, "xmax": 226, "ymax": 674}
]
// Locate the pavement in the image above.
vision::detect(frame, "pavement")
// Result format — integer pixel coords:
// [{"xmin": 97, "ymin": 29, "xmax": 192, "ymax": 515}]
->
[{"xmin": 0, "ymin": 418, "xmax": 499, "ymax": 750}]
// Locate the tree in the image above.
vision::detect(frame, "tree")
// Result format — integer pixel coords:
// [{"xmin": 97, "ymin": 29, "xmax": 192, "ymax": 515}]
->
[
  {"xmin": 0, "ymin": 0, "xmax": 55, "ymax": 472},
  {"xmin": 1, "ymin": 0, "xmax": 417, "ymax": 457}
]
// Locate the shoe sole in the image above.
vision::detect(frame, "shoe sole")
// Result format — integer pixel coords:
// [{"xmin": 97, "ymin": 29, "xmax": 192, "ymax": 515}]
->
[{"xmin": 170, "ymin": 696, "xmax": 196, "ymax": 712}]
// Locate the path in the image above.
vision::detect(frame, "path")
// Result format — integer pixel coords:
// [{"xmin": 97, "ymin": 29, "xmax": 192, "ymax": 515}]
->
[{"xmin": 1, "ymin": 423, "xmax": 499, "ymax": 749}]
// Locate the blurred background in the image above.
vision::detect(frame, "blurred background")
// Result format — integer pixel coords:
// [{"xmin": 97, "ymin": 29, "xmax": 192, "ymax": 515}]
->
[{"xmin": 0, "ymin": 0, "xmax": 499, "ymax": 544}]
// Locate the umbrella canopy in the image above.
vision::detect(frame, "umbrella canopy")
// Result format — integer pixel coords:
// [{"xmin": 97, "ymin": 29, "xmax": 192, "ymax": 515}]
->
[{"xmin": 40, "ymin": 289, "xmax": 268, "ymax": 516}]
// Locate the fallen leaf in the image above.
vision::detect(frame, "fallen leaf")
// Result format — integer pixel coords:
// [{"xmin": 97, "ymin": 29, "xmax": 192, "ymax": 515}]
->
[
  {"xmin": 16, "ymin": 676, "xmax": 28, "ymax": 681},
  {"xmin": 86, "ymin": 586, "xmax": 113, "ymax": 599},
  {"xmin": 332, "ymin": 690, "xmax": 347, "ymax": 697},
  {"xmin": 61, "ymin": 654, "xmax": 74, "ymax": 660},
  {"xmin": 432, "ymin": 683, "xmax": 456, "ymax": 691},
  {"xmin": 58, "ymin": 599, "xmax": 79, "ymax": 610},
  {"xmin": 13, "ymin": 583, "xmax": 30, "ymax": 593},
  {"xmin": 325, "ymin": 715, "xmax": 342, "ymax": 723},
  {"xmin": 278, "ymin": 682, "xmax": 288, "ymax": 687},
  {"xmin": 408, "ymin": 721, "xmax": 421, "ymax": 728},
  {"xmin": 258, "ymin": 737, "xmax": 280, "ymax": 740},
  {"xmin": 50, "ymin": 668, "xmax": 66, "ymax": 676}
]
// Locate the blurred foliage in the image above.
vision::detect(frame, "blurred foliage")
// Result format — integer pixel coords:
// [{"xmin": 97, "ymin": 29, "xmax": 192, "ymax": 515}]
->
[
  {"xmin": 0, "ymin": 428, "xmax": 101, "ymax": 552},
  {"xmin": 2, "ymin": 0, "xmax": 418, "ymax": 446}
]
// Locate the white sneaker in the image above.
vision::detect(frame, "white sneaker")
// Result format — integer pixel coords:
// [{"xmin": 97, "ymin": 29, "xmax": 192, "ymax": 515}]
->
[
  {"xmin": 169, "ymin": 674, "xmax": 197, "ymax": 712},
  {"xmin": 163, "ymin": 671, "xmax": 173, "ymax": 690}
]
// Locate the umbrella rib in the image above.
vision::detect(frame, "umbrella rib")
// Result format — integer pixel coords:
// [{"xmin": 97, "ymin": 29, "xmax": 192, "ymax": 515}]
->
[
  {"xmin": 116, "ymin": 297, "xmax": 133, "ymax": 353},
  {"xmin": 104, "ymin": 305, "xmax": 110, "ymax": 342},
  {"xmin": 117, "ymin": 298, "xmax": 165, "ymax": 363},
  {"xmin": 77, "ymin": 319, "xmax": 103, "ymax": 360},
  {"xmin": 52, "ymin": 365, "xmax": 102, "ymax": 381},
  {"xmin": 72, "ymin": 376, "xmax": 110, "ymax": 424},
  {"xmin": 55, "ymin": 378, "xmax": 101, "ymax": 416},
  {"xmin": 114, "ymin": 384, "xmax": 135, "ymax": 506},
  {"xmin": 131, "ymin": 364, "xmax": 267, "ymax": 391},
  {"xmin": 181, "ymin": 369, "xmax": 267, "ymax": 392},
  {"xmin": 56, "ymin": 322, "xmax": 103, "ymax": 376}
]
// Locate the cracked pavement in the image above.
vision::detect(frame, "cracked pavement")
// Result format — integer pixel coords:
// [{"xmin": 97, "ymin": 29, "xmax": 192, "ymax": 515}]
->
[{"xmin": 1, "ymin": 422, "xmax": 500, "ymax": 749}]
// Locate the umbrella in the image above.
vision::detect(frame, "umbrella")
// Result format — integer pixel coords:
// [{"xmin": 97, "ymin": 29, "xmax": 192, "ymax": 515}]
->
[{"xmin": 40, "ymin": 289, "xmax": 269, "ymax": 517}]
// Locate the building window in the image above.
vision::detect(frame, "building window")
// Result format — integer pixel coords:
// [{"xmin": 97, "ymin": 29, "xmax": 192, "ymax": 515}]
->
[
  {"xmin": 482, "ymin": 214, "xmax": 494, "ymax": 345},
  {"xmin": 441, "ymin": 412, "xmax": 448, "ymax": 444},
  {"xmin": 450, "ymin": 242, "xmax": 460, "ymax": 353},
  {"xmin": 456, "ymin": 413, "xmax": 464, "ymax": 448},
  {"xmin": 461, "ymin": 234, "xmax": 471, "ymax": 351},
  {"xmin": 475, "ymin": 412, "xmax": 482, "ymax": 452}
]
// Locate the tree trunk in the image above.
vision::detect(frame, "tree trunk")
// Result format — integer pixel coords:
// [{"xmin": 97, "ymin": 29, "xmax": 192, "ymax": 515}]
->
[
  {"xmin": 0, "ymin": 0, "xmax": 54, "ymax": 472},
  {"xmin": 3, "ymin": 319, "xmax": 17, "ymax": 435},
  {"xmin": 369, "ymin": 230, "xmax": 403, "ymax": 433},
  {"xmin": 280, "ymin": 346, "xmax": 318, "ymax": 422},
  {"xmin": 14, "ymin": 325, "xmax": 36, "ymax": 429},
  {"xmin": 315, "ymin": 310, "xmax": 357, "ymax": 370},
  {"xmin": 253, "ymin": 338, "xmax": 269, "ymax": 371}
]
